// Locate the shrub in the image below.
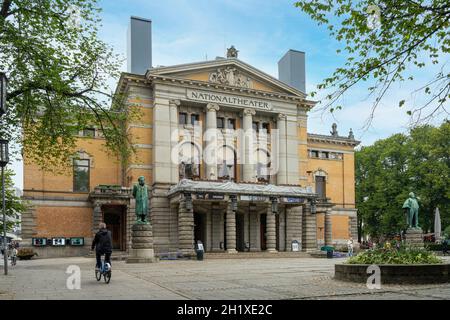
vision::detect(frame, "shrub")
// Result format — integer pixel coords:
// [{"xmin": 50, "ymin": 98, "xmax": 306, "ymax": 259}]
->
[
  {"xmin": 425, "ymin": 243, "xmax": 443, "ymax": 251},
  {"xmin": 346, "ymin": 246, "xmax": 442, "ymax": 265}
]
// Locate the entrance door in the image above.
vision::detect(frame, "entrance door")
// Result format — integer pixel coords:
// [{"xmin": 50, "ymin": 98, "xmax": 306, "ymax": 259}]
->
[
  {"xmin": 236, "ymin": 214, "xmax": 245, "ymax": 252},
  {"xmin": 194, "ymin": 213, "xmax": 206, "ymax": 250},
  {"xmin": 103, "ymin": 205, "xmax": 125, "ymax": 250},
  {"xmin": 260, "ymin": 214, "xmax": 267, "ymax": 251}
]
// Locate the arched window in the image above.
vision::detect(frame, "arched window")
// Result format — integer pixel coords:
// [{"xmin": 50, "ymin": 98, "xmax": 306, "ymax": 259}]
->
[
  {"xmin": 179, "ymin": 142, "xmax": 201, "ymax": 180},
  {"xmin": 217, "ymin": 145, "xmax": 236, "ymax": 181},
  {"xmin": 255, "ymin": 148, "xmax": 271, "ymax": 183}
]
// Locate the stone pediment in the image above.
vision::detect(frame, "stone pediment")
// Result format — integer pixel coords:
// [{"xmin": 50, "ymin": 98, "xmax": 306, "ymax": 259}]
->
[{"xmin": 147, "ymin": 59, "xmax": 306, "ymax": 98}]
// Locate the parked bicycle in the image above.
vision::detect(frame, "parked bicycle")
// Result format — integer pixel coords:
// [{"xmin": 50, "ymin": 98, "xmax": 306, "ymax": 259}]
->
[{"xmin": 95, "ymin": 254, "xmax": 111, "ymax": 284}]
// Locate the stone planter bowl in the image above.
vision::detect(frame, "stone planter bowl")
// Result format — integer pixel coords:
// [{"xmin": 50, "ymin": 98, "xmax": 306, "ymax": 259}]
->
[{"xmin": 335, "ymin": 263, "xmax": 450, "ymax": 284}]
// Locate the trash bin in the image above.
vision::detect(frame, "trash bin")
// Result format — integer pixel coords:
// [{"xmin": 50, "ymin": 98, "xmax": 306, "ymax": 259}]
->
[
  {"xmin": 326, "ymin": 249, "xmax": 333, "ymax": 259},
  {"xmin": 196, "ymin": 249, "xmax": 204, "ymax": 261},
  {"xmin": 321, "ymin": 246, "xmax": 334, "ymax": 259},
  {"xmin": 196, "ymin": 240, "xmax": 204, "ymax": 261}
]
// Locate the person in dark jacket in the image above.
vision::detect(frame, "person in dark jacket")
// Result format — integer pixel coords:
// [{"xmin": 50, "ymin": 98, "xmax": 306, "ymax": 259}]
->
[
  {"xmin": 443, "ymin": 238, "xmax": 448, "ymax": 256},
  {"xmin": 91, "ymin": 222, "xmax": 112, "ymax": 270}
]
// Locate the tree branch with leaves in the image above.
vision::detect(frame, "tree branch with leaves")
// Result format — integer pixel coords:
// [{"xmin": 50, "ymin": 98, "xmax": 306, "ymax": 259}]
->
[
  {"xmin": 0, "ymin": 0, "xmax": 134, "ymax": 172},
  {"xmin": 295, "ymin": 0, "xmax": 449, "ymax": 126}
]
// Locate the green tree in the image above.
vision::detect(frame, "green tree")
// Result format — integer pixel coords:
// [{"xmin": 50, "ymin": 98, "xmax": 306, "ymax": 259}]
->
[
  {"xmin": 294, "ymin": 0, "xmax": 449, "ymax": 123},
  {"xmin": 0, "ymin": 0, "xmax": 131, "ymax": 172},
  {"xmin": 356, "ymin": 121, "xmax": 450, "ymax": 239},
  {"xmin": 0, "ymin": 169, "xmax": 26, "ymax": 232}
]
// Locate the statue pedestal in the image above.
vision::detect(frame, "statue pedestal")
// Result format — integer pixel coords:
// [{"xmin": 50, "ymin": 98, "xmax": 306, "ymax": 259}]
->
[
  {"xmin": 405, "ymin": 228, "xmax": 424, "ymax": 248},
  {"xmin": 126, "ymin": 224, "xmax": 158, "ymax": 263}
]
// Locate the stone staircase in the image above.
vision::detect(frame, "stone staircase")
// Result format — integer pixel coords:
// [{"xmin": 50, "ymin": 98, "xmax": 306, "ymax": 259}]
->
[{"xmin": 204, "ymin": 251, "xmax": 311, "ymax": 259}]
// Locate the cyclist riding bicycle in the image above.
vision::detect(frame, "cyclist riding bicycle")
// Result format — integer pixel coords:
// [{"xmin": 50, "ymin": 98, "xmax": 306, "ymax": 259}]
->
[{"xmin": 91, "ymin": 222, "xmax": 112, "ymax": 271}]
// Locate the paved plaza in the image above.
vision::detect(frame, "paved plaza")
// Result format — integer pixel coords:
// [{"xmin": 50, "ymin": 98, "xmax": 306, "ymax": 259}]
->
[{"xmin": 1, "ymin": 256, "xmax": 450, "ymax": 300}]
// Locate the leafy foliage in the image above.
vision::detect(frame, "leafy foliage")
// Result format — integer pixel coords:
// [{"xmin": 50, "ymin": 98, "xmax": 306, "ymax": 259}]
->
[
  {"xmin": 356, "ymin": 121, "xmax": 450, "ymax": 238},
  {"xmin": 0, "ymin": 169, "xmax": 27, "ymax": 232},
  {"xmin": 294, "ymin": 0, "xmax": 449, "ymax": 124},
  {"xmin": 0, "ymin": 0, "xmax": 133, "ymax": 172},
  {"xmin": 347, "ymin": 246, "xmax": 443, "ymax": 264}
]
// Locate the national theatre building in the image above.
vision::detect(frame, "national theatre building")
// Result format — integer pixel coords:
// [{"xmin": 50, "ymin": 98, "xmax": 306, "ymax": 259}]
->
[{"xmin": 21, "ymin": 17, "xmax": 360, "ymax": 258}]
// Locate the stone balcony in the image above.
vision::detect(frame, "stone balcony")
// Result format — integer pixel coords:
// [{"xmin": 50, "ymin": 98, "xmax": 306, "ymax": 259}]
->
[{"xmin": 89, "ymin": 185, "xmax": 132, "ymax": 201}]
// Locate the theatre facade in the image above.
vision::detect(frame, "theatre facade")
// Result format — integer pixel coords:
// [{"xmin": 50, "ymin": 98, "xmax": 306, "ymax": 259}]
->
[{"xmin": 21, "ymin": 48, "xmax": 360, "ymax": 258}]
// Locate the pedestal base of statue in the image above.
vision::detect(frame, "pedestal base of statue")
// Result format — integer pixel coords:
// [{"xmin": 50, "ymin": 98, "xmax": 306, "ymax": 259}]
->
[
  {"xmin": 126, "ymin": 223, "xmax": 158, "ymax": 263},
  {"xmin": 405, "ymin": 227, "xmax": 424, "ymax": 248}
]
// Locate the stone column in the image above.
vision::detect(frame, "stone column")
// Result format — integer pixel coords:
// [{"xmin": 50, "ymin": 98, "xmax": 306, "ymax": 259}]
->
[
  {"xmin": 169, "ymin": 99, "xmax": 181, "ymax": 182},
  {"xmin": 226, "ymin": 202, "xmax": 237, "ymax": 253},
  {"xmin": 92, "ymin": 202, "xmax": 103, "ymax": 235},
  {"xmin": 324, "ymin": 209, "xmax": 332, "ymax": 246},
  {"xmin": 266, "ymin": 204, "xmax": 277, "ymax": 252},
  {"xmin": 276, "ymin": 113, "xmax": 287, "ymax": 184},
  {"xmin": 205, "ymin": 103, "xmax": 220, "ymax": 180},
  {"xmin": 242, "ymin": 108, "xmax": 256, "ymax": 182},
  {"xmin": 302, "ymin": 203, "xmax": 318, "ymax": 252},
  {"xmin": 286, "ymin": 206, "xmax": 302, "ymax": 251},
  {"xmin": 178, "ymin": 199, "xmax": 195, "ymax": 256}
]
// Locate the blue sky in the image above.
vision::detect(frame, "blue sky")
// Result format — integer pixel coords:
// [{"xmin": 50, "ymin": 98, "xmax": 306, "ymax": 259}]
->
[{"xmin": 10, "ymin": 0, "xmax": 448, "ymax": 189}]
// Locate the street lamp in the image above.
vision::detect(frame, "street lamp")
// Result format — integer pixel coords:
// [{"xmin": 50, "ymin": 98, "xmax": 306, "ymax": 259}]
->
[
  {"xmin": 0, "ymin": 139, "xmax": 9, "ymax": 275},
  {"xmin": 0, "ymin": 72, "xmax": 7, "ymax": 116}
]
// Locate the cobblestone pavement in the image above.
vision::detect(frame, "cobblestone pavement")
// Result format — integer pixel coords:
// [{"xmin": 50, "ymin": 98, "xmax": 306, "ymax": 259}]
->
[{"xmin": 0, "ymin": 256, "xmax": 449, "ymax": 300}]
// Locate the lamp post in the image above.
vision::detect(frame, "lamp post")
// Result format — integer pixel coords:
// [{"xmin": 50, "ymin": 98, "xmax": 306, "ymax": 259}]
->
[
  {"xmin": 0, "ymin": 139, "xmax": 9, "ymax": 275},
  {"xmin": 0, "ymin": 72, "xmax": 7, "ymax": 116}
]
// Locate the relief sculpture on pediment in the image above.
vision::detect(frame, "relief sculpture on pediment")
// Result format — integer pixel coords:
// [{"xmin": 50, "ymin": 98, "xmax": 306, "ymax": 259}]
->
[{"xmin": 209, "ymin": 67, "xmax": 252, "ymax": 88}]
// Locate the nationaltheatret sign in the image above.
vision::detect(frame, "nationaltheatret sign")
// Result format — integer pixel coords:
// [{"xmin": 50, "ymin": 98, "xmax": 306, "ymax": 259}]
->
[{"xmin": 186, "ymin": 89, "xmax": 273, "ymax": 111}]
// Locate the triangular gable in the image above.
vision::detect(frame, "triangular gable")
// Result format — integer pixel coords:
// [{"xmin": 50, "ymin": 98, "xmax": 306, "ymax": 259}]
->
[{"xmin": 148, "ymin": 58, "xmax": 306, "ymax": 98}]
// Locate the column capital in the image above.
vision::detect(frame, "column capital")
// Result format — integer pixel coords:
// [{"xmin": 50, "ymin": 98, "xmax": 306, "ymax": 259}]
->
[
  {"xmin": 278, "ymin": 113, "xmax": 287, "ymax": 120},
  {"xmin": 169, "ymin": 99, "xmax": 181, "ymax": 107},
  {"xmin": 206, "ymin": 103, "xmax": 220, "ymax": 112},
  {"xmin": 243, "ymin": 108, "xmax": 256, "ymax": 116}
]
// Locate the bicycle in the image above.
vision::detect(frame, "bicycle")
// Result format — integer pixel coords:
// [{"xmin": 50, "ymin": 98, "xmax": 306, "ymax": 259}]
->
[{"xmin": 95, "ymin": 254, "xmax": 111, "ymax": 284}]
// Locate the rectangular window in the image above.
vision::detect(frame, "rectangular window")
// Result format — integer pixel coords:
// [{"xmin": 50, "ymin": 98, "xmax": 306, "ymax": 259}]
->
[
  {"xmin": 179, "ymin": 113, "xmax": 187, "ymax": 125},
  {"xmin": 227, "ymin": 118, "xmax": 236, "ymax": 130},
  {"xmin": 83, "ymin": 128, "xmax": 95, "ymax": 138},
  {"xmin": 73, "ymin": 159, "xmax": 90, "ymax": 192},
  {"xmin": 311, "ymin": 150, "xmax": 319, "ymax": 158},
  {"xmin": 315, "ymin": 176, "xmax": 326, "ymax": 199},
  {"xmin": 190, "ymin": 114, "xmax": 200, "ymax": 126},
  {"xmin": 261, "ymin": 122, "xmax": 270, "ymax": 134},
  {"xmin": 321, "ymin": 152, "xmax": 329, "ymax": 159},
  {"xmin": 217, "ymin": 117, "xmax": 225, "ymax": 129}
]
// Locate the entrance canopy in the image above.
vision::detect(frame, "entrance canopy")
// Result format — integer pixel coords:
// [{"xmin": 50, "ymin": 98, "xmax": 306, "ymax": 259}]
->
[{"xmin": 168, "ymin": 179, "xmax": 316, "ymax": 199}]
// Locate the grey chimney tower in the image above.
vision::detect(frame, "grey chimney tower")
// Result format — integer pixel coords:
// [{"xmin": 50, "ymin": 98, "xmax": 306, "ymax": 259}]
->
[
  {"xmin": 278, "ymin": 50, "xmax": 306, "ymax": 93},
  {"xmin": 127, "ymin": 16, "xmax": 152, "ymax": 74}
]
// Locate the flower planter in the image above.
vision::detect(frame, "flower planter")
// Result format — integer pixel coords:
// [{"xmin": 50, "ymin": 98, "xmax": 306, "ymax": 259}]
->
[
  {"xmin": 335, "ymin": 263, "xmax": 450, "ymax": 284},
  {"xmin": 18, "ymin": 254, "xmax": 35, "ymax": 260}
]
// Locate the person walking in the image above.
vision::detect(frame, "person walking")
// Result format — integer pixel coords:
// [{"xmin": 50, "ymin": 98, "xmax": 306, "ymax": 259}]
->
[
  {"xmin": 347, "ymin": 238, "xmax": 354, "ymax": 257},
  {"xmin": 91, "ymin": 222, "xmax": 113, "ymax": 271},
  {"xmin": 443, "ymin": 238, "xmax": 448, "ymax": 256}
]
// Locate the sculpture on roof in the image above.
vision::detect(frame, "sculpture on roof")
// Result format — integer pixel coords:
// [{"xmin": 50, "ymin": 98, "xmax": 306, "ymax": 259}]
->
[
  {"xmin": 330, "ymin": 123, "xmax": 339, "ymax": 137},
  {"xmin": 348, "ymin": 128, "xmax": 355, "ymax": 140},
  {"xmin": 227, "ymin": 45, "xmax": 239, "ymax": 58}
]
